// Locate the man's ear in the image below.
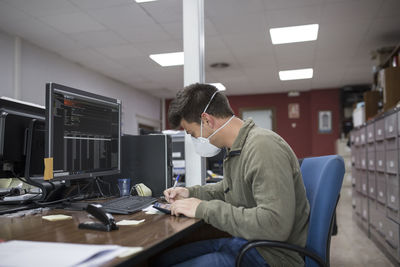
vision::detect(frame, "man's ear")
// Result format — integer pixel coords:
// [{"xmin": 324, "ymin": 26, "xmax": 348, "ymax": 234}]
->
[{"xmin": 201, "ymin": 113, "xmax": 215, "ymax": 129}]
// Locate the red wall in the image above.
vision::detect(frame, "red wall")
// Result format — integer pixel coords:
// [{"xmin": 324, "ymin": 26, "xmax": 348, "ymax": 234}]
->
[{"xmin": 165, "ymin": 88, "xmax": 340, "ymax": 158}]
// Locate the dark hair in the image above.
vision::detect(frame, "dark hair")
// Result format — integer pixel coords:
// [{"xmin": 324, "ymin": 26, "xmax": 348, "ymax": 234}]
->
[{"xmin": 168, "ymin": 83, "xmax": 234, "ymax": 129}]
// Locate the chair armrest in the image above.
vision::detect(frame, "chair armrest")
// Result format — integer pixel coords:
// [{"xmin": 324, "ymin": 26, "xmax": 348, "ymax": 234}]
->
[{"xmin": 235, "ymin": 240, "xmax": 327, "ymax": 267}]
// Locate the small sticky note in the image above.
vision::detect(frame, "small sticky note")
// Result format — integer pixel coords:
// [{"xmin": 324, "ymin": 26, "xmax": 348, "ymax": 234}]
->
[
  {"xmin": 116, "ymin": 219, "xmax": 145, "ymax": 226},
  {"xmin": 42, "ymin": 215, "xmax": 72, "ymax": 221},
  {"xmin": 117, "ymin": 247, "xmax": 143, "ymax": 258},
  {"xmin": 44, "ymin": 158, "xmax": 54, "ymax": 181}
]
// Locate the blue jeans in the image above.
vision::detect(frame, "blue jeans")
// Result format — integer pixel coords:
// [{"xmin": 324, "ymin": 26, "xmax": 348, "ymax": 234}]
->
[{"xmin": 153, "ymin": 237, "xmax": 269, "ymax": 267}]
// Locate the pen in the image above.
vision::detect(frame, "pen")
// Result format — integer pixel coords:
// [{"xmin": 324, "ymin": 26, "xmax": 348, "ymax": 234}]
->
[{"xmin": 173, "ymin": 174, "xmax": 181, "ymax": 189}]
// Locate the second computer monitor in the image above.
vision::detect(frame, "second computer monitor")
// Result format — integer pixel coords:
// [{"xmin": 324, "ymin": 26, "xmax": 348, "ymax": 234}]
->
[{"xmin": 45, "ymin": 83, "xmax": 121, "ymax": 181}]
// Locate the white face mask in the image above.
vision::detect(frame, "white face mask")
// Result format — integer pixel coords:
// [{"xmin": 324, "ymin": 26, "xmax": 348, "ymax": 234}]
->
[{"xmin": 191, "ymin": 91, "xmax": 235, "ymax": 158}]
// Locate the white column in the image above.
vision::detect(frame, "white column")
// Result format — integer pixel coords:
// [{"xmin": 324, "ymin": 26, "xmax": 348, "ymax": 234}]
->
[
  {"xmin": 183, "ymin": 0, "xmax": 206, "ymax": 186},
  {"xmin": 13, "ymin": 36, "xmax": 21, "ymax": 100}
]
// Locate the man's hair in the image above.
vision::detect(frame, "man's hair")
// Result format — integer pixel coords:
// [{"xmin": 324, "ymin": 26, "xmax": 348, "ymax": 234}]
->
[{"xmin": 168, "ymin": 83, "xmax": 234, "ymax": 129}]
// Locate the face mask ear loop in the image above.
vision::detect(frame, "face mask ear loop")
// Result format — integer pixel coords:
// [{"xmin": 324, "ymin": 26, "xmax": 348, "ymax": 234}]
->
[
  {"xmin": 201, "ymin": 91, "xmax": 218, "ymax": 139},
  {"xmin": 208, "ymin": 115, "xmax": 235, "ymax": 140}
]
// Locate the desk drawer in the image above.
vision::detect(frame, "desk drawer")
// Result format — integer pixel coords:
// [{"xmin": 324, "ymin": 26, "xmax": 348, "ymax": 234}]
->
[
  {"xmin": 360, "ymin": 147, "xmax": 367, "ymax": 170},
  {"xmin": 385, "ymin": 112, "xmax": 397, "ymax": 139},
  {"xmin": 376, "ymin": 151, "xmax": 385, "ymax": 172},
  {"xmin": 377, "ymin": 172, "xmax": 387, "ymax": 205},
  {"xmin": 376, "ymin": 118, "xmax": 385, "ymax": 141},
  {"xmin": 385, "ymin": 217, "xmax": 399, "ymax": 250},
  {"xmin": 387, "ymin": 174, "xmax": 399, "ymax": 223},
  {"xmin": 386, "ymin": 137, "xmax": 398, "ymax": 151},
  {"xmin": 375, "ymin": 140, "xmax": 385, "ymax": 152},
  {"xmin": 361, "ymin": 171, "xmax": 368, "ymax": 196},
  {"xmin": 368, "ymin": 151, "xmax": 375, "ymax": 171},
  {"xmin": 368, "ymin": 172, "xmax": 376, "ymax": 199},
  {"xmin": 355, "ymin": 192, "xmax": 362, "ymax": 215},
  {"xmin": 367, "ymin": 124, "xmax": 375, "ymax": 143},
  {"xmin": 377, "ymin": 210, "xmax": 387, "ymax": 237},
  {"xmin": 385, "ymin": 150, "xmax": 398, "ymax": 174}
]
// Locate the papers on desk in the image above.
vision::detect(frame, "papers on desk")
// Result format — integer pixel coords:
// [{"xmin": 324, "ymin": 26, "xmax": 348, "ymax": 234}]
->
[
  {"xmin": 142, "ymin": 204, "xmax": 164, "ymax": 215},
  {"xmin": 0, "ymin": 240, "xmax": 143, "ymax": 267}
]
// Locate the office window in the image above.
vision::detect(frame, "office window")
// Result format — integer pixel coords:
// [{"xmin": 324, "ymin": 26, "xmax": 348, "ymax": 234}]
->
[{"xmin": 240, "ymin": 107, "xmax": 275, "ymax": 131}]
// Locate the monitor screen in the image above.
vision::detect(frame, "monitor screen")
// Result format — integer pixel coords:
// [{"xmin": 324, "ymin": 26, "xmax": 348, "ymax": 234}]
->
[
  {"xmin": 45, "ymin": 83, "xmax": 121, "ymax": 180},
  {"xmin": 0, "ymin": 97, "xmax": 45, "ymax": 178}
]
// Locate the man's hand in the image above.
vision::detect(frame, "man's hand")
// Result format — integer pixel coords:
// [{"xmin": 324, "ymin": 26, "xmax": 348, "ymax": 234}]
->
[
  {"xmin": 170, "ymin": 198, "xmax": 202, "ymax": 218},
  {"xmin": 163, "ymin": 187, "xmax": 189, "ymax": 203}
]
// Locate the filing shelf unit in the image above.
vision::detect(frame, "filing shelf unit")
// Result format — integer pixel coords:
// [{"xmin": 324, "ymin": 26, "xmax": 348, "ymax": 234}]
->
[{"xmin": 351, "ymin": 107, "xmax": 400, "ymax": 264}]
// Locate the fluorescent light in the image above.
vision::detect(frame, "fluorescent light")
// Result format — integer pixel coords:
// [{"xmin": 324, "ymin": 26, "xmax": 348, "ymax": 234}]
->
[
  {"xmin": 279, "ymin": 68, "xmax": 313, "ymax": 81},
  {"xmin": 269, "ymin": 24, "xmax": 319, "ymax": 44},
  {"xmin": 149, "ymin": 52, "xmax": 184, "ymax": 67},
  {"xmin": 135, "ymin": 0, "xmax": 157, "ymax": 3},
  {"xmin": 209, "ymin": 83, "xmax": 226, "ymax": 91}
]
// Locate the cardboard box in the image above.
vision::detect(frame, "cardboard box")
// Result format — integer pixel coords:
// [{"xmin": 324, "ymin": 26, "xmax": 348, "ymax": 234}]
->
[
  {"xmin": 363, "ymin": 91, "xmax": 380, "ymax": 120},
  {"xmin": 380, "ymin": 67, "xmax": 400, "ymax": 111}
]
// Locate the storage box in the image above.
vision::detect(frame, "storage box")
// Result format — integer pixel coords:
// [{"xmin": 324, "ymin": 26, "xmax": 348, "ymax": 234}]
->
[
  {"xmin": 353, "ymin": 106, "xmax": 366, "ymax": 127},
  {"xmin": 380, "ymin": 67, "xmax": 400, "ymax": 111},
  {"xmin": 364, "ymin": 91, "xmax": 380, "ymax": 120}
]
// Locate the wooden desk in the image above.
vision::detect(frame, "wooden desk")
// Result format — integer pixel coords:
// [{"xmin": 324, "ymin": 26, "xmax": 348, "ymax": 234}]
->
[{"xmin": 0, "ymin": 208, "xmax": 204, "ymax": 266}]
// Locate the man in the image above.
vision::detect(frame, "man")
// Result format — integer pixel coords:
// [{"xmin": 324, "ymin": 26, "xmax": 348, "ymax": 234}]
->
[{"xmin": 157, "ymin": 83, "xmax": 310, "ymax": 267}]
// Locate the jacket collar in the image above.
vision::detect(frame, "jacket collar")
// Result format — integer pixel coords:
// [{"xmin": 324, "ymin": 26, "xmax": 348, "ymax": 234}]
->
[{"xmin": 225, "ymin": 118, "xmax": 255, "ymax": 158}]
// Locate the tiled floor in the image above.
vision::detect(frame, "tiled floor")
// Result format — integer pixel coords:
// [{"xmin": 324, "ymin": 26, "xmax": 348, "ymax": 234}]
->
[{"xmin": 330, "ymin": 186, "xmax": 395, "ymax": 267}]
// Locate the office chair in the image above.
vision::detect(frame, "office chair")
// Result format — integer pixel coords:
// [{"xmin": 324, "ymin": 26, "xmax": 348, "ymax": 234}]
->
[{"xmin": 236, "ymin": 155, "xmax": 345, "ymax": 267}]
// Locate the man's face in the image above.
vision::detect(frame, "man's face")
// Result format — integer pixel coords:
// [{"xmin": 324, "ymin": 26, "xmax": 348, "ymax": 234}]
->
[{"xmin": 181, "ymin": 118, "xmax": 213, "ymax": 139}]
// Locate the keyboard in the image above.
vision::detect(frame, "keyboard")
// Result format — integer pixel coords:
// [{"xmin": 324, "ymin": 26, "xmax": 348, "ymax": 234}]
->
[{"xmin": 101, "ymin": 195, "xmax": 157, "ymax": 214}]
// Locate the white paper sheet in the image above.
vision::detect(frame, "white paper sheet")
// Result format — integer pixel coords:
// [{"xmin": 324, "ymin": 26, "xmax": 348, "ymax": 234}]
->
[{"xmin": 0, "ymin": 240, "xmax": 140, "ymax": 267}]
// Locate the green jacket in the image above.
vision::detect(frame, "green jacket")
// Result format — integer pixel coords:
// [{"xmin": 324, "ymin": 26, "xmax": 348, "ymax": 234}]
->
[{"xmin": 188, "ymin": 119, "xmax": 310, "ymax": 267}]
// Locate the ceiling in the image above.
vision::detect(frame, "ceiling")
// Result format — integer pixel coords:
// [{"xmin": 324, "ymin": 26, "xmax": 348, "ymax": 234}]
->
[{"xmin": 0, "ymin": 0, "xmax": 399, "ymax": 98}]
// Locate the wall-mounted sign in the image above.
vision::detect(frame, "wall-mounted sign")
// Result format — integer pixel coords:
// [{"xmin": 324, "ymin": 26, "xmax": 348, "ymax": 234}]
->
[
  {"xmin": 318, "ymin": 110, "xmax": 332, "ymax": 133},
  {"xmin": 288, "ymin": 103, "xmax": 300, "ymax": 119}
]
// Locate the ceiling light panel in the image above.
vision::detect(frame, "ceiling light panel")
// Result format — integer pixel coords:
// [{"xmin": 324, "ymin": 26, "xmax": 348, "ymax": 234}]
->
[
  {"xmin": 149, "ymin": 52, "xmax": 184, "ymax": 67},
  {"xmin": 270, "ymin": 24, "xmax": 319, "ymax": 45},
  {"xmin": 279, "ymin": 68, "xmax": 313, "ymax": 81}
]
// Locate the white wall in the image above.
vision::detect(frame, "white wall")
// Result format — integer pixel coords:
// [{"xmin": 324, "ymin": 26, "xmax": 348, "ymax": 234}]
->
[
  {"xmin": 0, "ymin": 32, "xmax": 14, "ymax": 98},
  {"xmin": 0, "ymin": 30, "xmax": 161, "ymax": 135}
]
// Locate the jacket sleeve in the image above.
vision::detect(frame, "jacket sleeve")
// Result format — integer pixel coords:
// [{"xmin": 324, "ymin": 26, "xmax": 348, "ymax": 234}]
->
[
  {"xmin": 195, "ymin": 136, "xmax": 297, "ymax": 241},
  {"xmin": 187, "ymin": 181, "xmax": 225, "ymax": 201}
]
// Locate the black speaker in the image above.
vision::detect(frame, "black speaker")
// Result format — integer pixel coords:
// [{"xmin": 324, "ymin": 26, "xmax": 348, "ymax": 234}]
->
[{"xmin": 121, "ymin": 134, "xmax": 172, "ymax": 197}]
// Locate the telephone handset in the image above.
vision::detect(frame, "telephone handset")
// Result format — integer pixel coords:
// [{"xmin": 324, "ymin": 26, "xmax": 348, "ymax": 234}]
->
[{"xmin": 78, "ymin": 204, "xmax": 119, "ymax": 232}]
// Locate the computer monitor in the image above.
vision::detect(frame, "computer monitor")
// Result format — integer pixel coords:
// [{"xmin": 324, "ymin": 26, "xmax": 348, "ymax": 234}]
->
[
  {"xmin": 0, "ymin": 97, "xmax": 45, "ymax": 178},
  {"xmin": 45, "ymin": 83, "xmax": 121, "ymax": 181}
]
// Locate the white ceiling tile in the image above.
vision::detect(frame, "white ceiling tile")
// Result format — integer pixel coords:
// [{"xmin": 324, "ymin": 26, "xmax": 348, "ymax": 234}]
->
[
  {"xmin": 320, "ymin": 0, "xmax": 385, "ymax": 23},
  {"xmin": 116, "ymin": 24, "xmax": 172, "ymax": 43},
  {"xmin": 40, "ymin": 12, "xmax": 106, "ymax": 34},
  {"xmin": 205, "ymin": 0, "xmax": 265, "ymax": 17},
  {"xmin": 204, "ymin": 19, "xmax": 220, "ymax": 37},
  {"xmin": 266, "ymin": 5, "xmax": 321, "ymax": 28},
  {"xmin": 209, "ymin": 13, "xmax": 267, "ymax": 35},
  {"xmin": 4, "ymin": 0, "xmax": 80, "ymax": 17},
  {"xmin": 87, "ymin": 4, "xmax": 154, "ymax": 30},
  {"xmin": 264, "ymin": 0, "xmax": 322, "ymax": 10},
  {"xmin": 69, "ymin": 0, "xmax": 132, "ymax": 10},
  {"xmin": 69, "ymin": 30, "xmax": 128, "ymax": 48},
  {"xmin": 376, "ymin": 0, "xmax": 400, "ymax": 18},
  {"xmin": 281, "ymin": 79, "xmax": 312, "ymax": 91},
  {"xmin": 0, "ymin": 2, "xmax": 30, "ymax": 24},
  {"xmin": 134, "ymin": 40, "xmax": 182, "ymax": 55},
  {"xmin": 274, "ymin": 42, "xmax": 316, "ymax": 69},
  {"xmin": 95, "ymin": 44, "xmax": 143, "ymax": 59},
  {"xmin": 363, "ymin": 16, "xmax": 400, "ymax": 47},
  {"xmin": 161, "ymin": 22, "xmax": 183, "ymax": 40},
  {"xmin": 141, "ymin": 0, "xmax": 182, "ymax": 24}
]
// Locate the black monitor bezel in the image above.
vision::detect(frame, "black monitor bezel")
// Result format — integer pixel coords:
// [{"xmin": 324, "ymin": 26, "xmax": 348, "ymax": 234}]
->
[{"xmin": 45, "ymin": 83, "xmax": 121, "ymax": 181}]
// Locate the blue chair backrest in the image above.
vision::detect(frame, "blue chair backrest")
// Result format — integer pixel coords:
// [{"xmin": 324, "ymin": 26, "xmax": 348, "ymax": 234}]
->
[{"xmin": 300, "ymin": 155, "xmax": 345, "ymax": 267}]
